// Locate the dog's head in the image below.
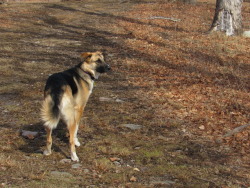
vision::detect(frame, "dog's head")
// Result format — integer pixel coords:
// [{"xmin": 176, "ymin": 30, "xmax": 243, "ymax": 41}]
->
[{"xmin": 80, "ymin": 51, "xmax": 111, "ymax": 79}]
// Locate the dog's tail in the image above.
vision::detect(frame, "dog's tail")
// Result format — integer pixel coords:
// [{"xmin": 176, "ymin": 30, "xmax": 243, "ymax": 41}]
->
[{"xmin": 41, "ymin": 95, "xmax": 60, "ymax": 130}]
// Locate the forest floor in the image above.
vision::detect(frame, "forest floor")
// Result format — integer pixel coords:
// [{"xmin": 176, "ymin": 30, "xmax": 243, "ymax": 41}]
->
[{"xmin": 0, "ymin": 0, "xmax": 250, "ymax": 187}]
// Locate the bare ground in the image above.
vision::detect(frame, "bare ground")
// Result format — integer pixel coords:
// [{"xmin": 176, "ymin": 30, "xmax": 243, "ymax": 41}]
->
[{"xmin": 0, "ymin": 0, "xmax": 250, "ymax": 187}]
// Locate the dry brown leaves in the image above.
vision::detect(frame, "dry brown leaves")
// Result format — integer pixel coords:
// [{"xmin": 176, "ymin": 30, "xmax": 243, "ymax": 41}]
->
[{"xmin": 116, "ymin": 2, "xmax": 250, "ymax": 153}]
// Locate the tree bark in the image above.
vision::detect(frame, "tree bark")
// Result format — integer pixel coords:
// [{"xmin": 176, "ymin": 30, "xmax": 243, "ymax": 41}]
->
[{"xmin": 209, "ymin": 0, "xmax": 243, "ymax": 36}]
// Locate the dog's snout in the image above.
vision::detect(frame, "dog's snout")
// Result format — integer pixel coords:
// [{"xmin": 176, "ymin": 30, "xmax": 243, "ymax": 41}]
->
[{"xmin": 106, "ymin": 64, "xmax": 111, "ymax": 71}]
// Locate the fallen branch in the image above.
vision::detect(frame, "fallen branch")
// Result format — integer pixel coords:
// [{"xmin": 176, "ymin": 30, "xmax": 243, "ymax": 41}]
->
[
  {"xmin": 223, "ymin": 123, "xmax": 250, "ymax": 137},
  {"xmin": 136, "ymin": 16, "xmax": 181, "ymax": 22}
]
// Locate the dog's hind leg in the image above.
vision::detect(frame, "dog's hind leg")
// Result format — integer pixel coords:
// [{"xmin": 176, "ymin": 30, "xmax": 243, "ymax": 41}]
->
[
  {"xmin": 41, "ymin": 94, "xmax": 60, "ymax": 156},
  {"xmin": 44, "ymin": 127, "xmax": 53, "ymax": 155},
  {"xmin": 60, "ymin": 93, "xmax": 79, "ymax": 161}
]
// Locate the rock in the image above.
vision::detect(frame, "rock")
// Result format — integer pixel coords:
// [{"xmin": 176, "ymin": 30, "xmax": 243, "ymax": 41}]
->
[
  {"xmin": 99, "ymin": 97, "xmax": 113, "ymax": 102},
  {"xmin": 121, "ymin": 124, "xmax": 143, "ymax": 130},
  {"xmin": 71, "ymin": 163, "xmax": 82, "ymax": 169},
  {"xmin": 60, "ymin": 158, "xmax": 72, "ymax": 164},
  {"xmin": 50, "ymin": 171, "xmax": 73, "ymax": 177},
  {"xmin": 199, "ymin": 125, "xmax": 205, "ymax": 130},
  {"xmin": 243, "ymin": 31, "xmax": 250, "ymax": 38},
  {"xmin": 99, "ymin": 97, "xmax": 124, "ymax": 103},
  {"xmin": 113, "ymin": 161, "xmax": 121, "ymax": 166},
  {"xmin": 83, "ymin": 168, "xmax": 90, "ymax": 173},
  {"xmin": 21, "ymin": 130, "xmax": 39, "ymax": 139},
  {"xmin": 115, "ymin": 99, "xmax": 124, "ymax": 103}
]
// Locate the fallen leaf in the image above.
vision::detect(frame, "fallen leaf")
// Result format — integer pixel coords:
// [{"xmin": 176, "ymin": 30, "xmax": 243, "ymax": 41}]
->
[
  {"xmin": 133, "ymin": 168, "xmax": 140, "ymax": 172},
  {"xmin": 130, "ymin": 176, "xmax": 137, "ymax": 182},
  {"xmin": 109, "ymin": 157, "xmax": 120, "ymax": 162}
]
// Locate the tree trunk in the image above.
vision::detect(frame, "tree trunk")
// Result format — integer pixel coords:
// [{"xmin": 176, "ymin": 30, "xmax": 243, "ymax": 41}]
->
[{"xmin": 209, "ymin": 0, "xmax": 243, "ymax": 36}]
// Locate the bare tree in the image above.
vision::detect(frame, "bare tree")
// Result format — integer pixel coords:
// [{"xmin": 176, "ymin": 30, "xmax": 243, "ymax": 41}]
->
[{"xmin": 209, "ymin": 0, "xmax": 243, "ymax": 36}]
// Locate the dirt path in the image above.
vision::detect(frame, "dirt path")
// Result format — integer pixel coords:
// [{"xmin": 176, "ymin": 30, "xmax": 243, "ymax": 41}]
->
[{"xmin": 0, "ymin": 0, "xmax": 249, "ymax": 187}]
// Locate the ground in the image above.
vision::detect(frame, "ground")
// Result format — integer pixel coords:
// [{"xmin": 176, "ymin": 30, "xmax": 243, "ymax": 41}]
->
[{"xmin": 0, "ymin": 0, "xmax": 250, "ymax": 187}]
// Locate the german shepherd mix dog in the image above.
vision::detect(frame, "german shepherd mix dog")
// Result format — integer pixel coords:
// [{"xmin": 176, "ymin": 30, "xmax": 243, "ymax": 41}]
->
[{"xmin": 41, "ymin": 51, "xmax": 110, "ymax": 161}]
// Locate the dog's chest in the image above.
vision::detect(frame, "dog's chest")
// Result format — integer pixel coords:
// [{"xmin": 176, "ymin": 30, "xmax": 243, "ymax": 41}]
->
[{"xmin": 75, "ymin": 80, "xmax": 94, "ymax": 106}]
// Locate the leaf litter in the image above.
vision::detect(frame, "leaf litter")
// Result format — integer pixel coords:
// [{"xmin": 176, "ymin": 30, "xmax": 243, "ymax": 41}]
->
[{"xmin": 0, "ymin": 0, "xmax": 250, "ymax": 187}]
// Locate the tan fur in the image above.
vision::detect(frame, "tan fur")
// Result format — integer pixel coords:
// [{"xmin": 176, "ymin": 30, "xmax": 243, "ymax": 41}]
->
[
  {"xmin": 41, "ymin": 51, "xmax": 110, "ymax": 162},
  {"xmin": 41, "ymin": 95, "xmax": 60, "ymax": 130}
]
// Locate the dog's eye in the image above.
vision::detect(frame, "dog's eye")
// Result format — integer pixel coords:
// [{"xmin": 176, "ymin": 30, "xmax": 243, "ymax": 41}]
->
[{"xmin": 97, "ymin": 59, "xmax": 102, "ymax": 64}]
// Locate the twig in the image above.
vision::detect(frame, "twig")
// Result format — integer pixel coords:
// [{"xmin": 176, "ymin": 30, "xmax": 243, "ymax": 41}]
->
[
  {"xmin": 136, "ymin": 16, "xmax": 181, "ymax": 22},
  {"xmin": 223, "ymin": 123, "xmax": 250, "ymax": 137}
]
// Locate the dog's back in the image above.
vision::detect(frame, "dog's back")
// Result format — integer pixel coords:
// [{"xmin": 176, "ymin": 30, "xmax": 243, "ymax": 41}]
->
[{"xmin": 41, "ymin": 68, "xmax": 79, "ymax": 129}]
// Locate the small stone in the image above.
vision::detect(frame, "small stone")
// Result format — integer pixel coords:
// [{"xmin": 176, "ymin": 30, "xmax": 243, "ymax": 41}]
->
[
  {"xmin": 130, "ymin": 176, "xmax": 137, "ymax": 182},
  {"xmin": 121, "ymin": 124, "xmax": 143, "ymax": 130},
  {"xmin": 107, "ymin": 54, "xmax": 114, "ymax": 57},
  {"xmin": 113, "ymin": 161, "xmax": 121, "ymax": 166},
  {"xmin": 21, "ymin": 130, "xmax": 39, "ymax": 139},
  {"xmin": 60, "ymin": 159, "xmax": 72, "ymax": 164},
  {"xmin": 83, "ymin": 169, "xmax": 90, "ymax": 173},
  {"xmin": 99, "ymin": 97, "xmax": 113, "ymax": 102},
  {"xmin": 99, "ymin": 97, "xmax": 124, "ymax": 103},
  {"xmin": 199, "ymin": 125, "xmax": 205, "ymax": 130},
  {"xmin": 71, "ymin": 163, "xmax": 82, "ymax": 169},
  {"xmin": 243, "ymin": 31, "xmax": 250, "ymax": 38},
  {"xmin": 115, "ymin": 99, "xmax": 124, "ymax": 103}
]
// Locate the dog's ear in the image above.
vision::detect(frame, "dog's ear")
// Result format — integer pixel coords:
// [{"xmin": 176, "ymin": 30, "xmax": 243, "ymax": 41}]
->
[{"xmin": 80, "ymin": 52, "xmax": 92, "ymax": 60}]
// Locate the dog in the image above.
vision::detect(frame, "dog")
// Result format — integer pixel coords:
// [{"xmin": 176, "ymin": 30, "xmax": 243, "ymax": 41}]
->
[{"xmin": 41, "ymin": 51, "xmax": 110, "ymax": 161}]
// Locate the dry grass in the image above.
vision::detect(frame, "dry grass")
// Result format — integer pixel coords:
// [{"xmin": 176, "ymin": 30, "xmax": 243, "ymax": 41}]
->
[{"xmin": 0, "ymin": 0, "xmax": 249, "ymax": 187}]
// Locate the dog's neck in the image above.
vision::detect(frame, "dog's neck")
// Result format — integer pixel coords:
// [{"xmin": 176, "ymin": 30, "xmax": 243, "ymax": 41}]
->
[
  {"xmin": 75, "ymin": 67, "xmax": 94, "ymax": 92},
  {"xmin": 77, "ymin": 67, "xmax": 96, "ymax": 81}
]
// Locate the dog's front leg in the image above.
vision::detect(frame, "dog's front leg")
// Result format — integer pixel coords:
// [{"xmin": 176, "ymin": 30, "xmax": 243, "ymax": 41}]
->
[
  {"xmin": 69, "ymin": 121, "xmax": 79, "ymax": 162},
  {"xmin": 74, "ymin": 106, "xmax": 84, "ymax": 147},
  {"xmin": 74, "ymin": 126, "xmax": 81, "ymax": 147}
]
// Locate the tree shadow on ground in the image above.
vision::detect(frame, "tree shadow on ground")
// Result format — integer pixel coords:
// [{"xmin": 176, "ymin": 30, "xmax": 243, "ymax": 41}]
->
[{"xmin": 19, "ymin": 122, "xmax": 69, "ymax": 158}]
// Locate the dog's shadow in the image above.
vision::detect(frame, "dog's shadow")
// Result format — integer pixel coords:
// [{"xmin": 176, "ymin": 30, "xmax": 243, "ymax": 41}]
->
[{"xmin": 19, "ymin": 121, "xmax": 69, "ymax": 158}]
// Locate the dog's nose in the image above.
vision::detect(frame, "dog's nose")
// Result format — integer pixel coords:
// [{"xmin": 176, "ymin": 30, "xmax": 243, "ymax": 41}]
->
[{"xmin": 106, "ymin": 64, "xmax": 111, "ymax": 71}]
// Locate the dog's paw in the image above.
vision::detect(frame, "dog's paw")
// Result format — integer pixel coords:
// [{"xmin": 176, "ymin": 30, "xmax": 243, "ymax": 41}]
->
[
  {"xmin": 71, "ymin": 152, "xmax": 79, "ymax": 162},
  {"xmin": 75, "ymin": 138, "xmax": 81, "ymax": 147},
  {"xmin": 43, "ymin": 149, "xmax": 52, "ymax": 156}
]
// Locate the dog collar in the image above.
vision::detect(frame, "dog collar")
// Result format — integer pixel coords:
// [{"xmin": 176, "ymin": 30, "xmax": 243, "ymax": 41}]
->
[{"xmin": 78, "ymin": 67, "xmax": 96, "ymax": 81}]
